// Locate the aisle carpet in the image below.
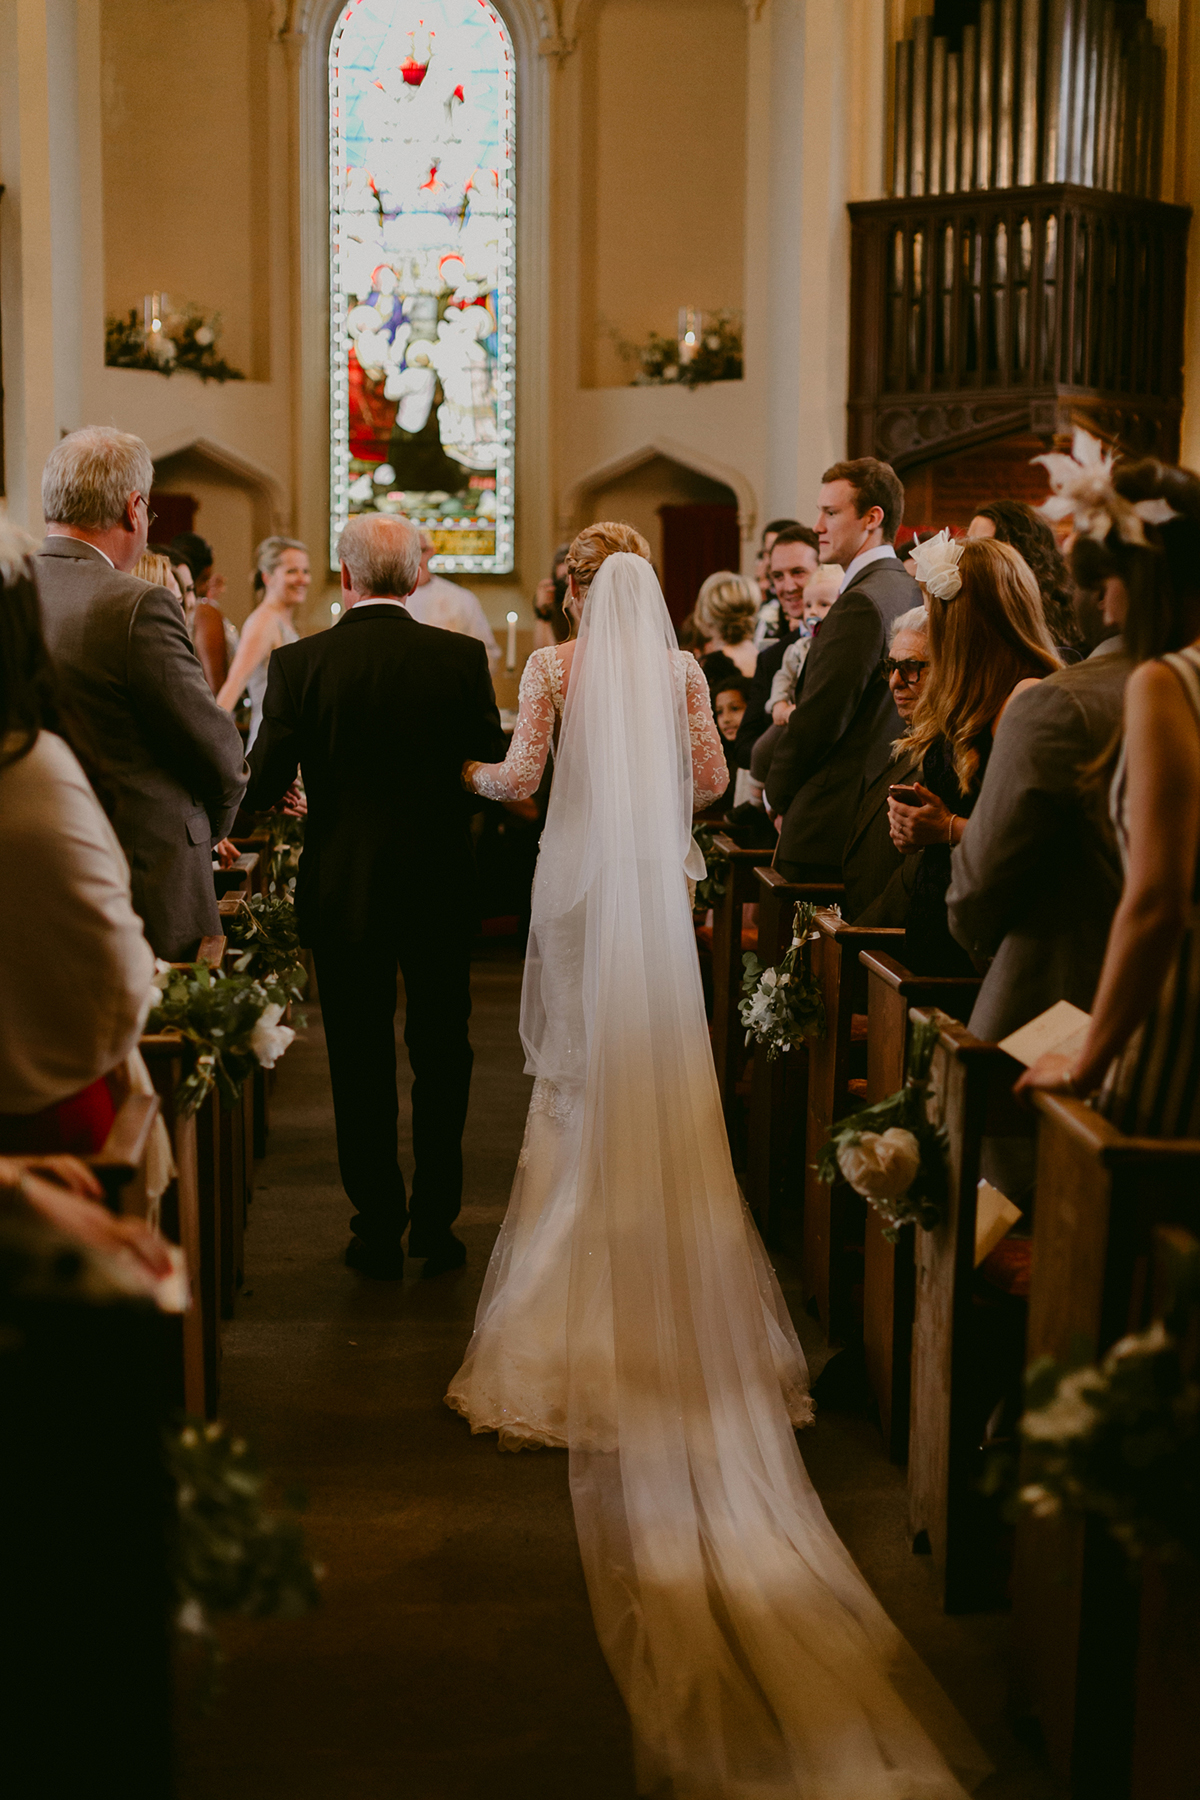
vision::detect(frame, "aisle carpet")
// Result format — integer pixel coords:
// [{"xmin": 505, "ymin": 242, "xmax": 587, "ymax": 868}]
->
[{"xmin": 176, "ymin": 952, "xmax": 1055, "ymax": 1800}]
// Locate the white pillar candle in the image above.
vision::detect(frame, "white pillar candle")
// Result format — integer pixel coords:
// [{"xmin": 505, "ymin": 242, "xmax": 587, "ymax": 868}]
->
[{"xmin": 505, "ymin": 610, "xmax": 518, "ymax": 671}]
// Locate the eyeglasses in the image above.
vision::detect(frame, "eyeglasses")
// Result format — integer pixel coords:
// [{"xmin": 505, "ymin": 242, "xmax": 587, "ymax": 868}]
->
[
  {"xmin": 883, "ymin": 657, "xmax": 929, "ymax": 686},
  {"xmin": 137, "ymin": 494, "xmax": 157, "ymax": 529}
]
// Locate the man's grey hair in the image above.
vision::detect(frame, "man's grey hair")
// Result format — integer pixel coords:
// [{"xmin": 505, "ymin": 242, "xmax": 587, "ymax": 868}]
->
[
  {"xmin": 337, "ymin": 513, "xmax": 422, "ymax": 598},
  {"xmin": 41, "ymin": 426, "xmax": 154, "ymax": 529},
  {"xmin": 889, "ymin": 605, "xmax": 929, "ymax": 646}
]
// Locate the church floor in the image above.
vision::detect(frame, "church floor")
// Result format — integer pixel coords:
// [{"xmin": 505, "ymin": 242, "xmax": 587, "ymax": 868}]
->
[{"xmin": 175, "ymin": 951, "xmax": 1058, "ymax": 1800}]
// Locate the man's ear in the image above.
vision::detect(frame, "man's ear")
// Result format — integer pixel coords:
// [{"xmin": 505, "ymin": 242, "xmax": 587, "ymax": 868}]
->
[
  {"xmin": 124, "ymin": 492, "xmax": 140, "ymax": 533},
  {"xmin": 340, "ymin": 560, "xmax": 352, "ymax": 597}
]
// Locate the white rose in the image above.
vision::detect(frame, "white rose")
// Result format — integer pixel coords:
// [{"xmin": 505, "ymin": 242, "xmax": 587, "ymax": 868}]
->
[
  {"xmin": 1021, "ymin": 1369, "xmax": 1103, "ymax": 1442},
  {"xmin": 250, "ymin": 1002, "xmax": 295, "ymax": 1069},
  {"xmin": 193, "ymin": 325, "xmax": 215, "ymax": 347},
  {"xmin": 836, "ymin": 1127, "xmax": 921, "ymax": 1200}
]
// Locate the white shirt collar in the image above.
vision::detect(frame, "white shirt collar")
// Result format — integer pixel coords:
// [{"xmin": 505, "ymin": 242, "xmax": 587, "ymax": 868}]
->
[
  {"xmin": 839, "ymin": 543, "xmax": 897, "ymax": 593},
  {"xmin": 350, "ymin": 597, "xmax": 410, "ymax": 610}
]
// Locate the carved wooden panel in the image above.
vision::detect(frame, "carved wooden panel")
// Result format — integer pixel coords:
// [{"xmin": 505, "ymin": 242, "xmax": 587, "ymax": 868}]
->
[{"xmin": 848, "ymin": 182, "xmax": 1191, "ymax": 478}]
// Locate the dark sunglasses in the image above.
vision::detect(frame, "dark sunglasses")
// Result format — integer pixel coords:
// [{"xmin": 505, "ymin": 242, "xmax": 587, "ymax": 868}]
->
[{"xmin": 883, "ymin": 657, "xmax": 929, "ymax": 686}]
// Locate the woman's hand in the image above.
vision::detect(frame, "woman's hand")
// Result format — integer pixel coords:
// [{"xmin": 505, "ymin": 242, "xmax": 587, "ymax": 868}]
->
[
  {"xmin": 887, "ymin": 783, "xmax": 960, "ymax": 852},
  {"xmin": 1014, "ymin": 1054, "xmax": 1083, "ymax": 1102},
  {"xmin": 462, "ymin": 759, "xmax": 483, "ymax": 794},
  {"xmin": 0, "ymin": 1157, "xmax": 174, "ymax": 1281}
]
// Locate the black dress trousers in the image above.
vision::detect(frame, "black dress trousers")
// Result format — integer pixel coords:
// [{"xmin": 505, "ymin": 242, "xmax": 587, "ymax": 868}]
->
[{"xmin": 314, "ymin": 912, "xmax": 475, "ymax": 1254}]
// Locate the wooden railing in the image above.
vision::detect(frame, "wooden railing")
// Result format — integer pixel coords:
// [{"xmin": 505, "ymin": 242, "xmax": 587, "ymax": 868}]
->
[{"xmin": 848, "ymin": 184, "xmax": 1190, "ymax": 469}]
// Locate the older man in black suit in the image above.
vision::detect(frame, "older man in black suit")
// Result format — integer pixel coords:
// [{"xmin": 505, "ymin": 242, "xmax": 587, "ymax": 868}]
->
[
  {"xmin": 766, "ymin": 459, "xmax": 920, "ymax": 882},
  {"xmin": 36, "ymin": 427, "xmax": 247, "ymax": 960},
  {"xmin": 245, "ymin": 514, "xmax": 507, "ymax": 1280}
]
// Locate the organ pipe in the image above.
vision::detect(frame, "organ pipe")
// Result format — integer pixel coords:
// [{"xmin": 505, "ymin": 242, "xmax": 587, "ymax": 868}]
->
[{"xmin": 891, "ymin": 0, "xmax": 1164, "ymax": 200}]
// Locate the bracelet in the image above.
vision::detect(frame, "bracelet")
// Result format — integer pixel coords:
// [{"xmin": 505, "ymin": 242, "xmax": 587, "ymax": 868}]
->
[{"xmin": 947, "ymin": 814, "xmax": 955, "ymax": 846}]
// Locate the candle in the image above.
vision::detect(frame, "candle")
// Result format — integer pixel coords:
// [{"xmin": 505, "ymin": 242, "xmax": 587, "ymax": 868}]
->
[
  {"xmin": 505, "ymin": 610, "xmax": 518, "ymax": 671},
  {"xmin": 678, "ymin": 305, "xmax": 702, "ymax": 365}
]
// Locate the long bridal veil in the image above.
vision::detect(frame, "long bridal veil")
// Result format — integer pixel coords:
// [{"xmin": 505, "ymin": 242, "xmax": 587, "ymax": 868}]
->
[{"xmin": 462, "ymin": 555, "xmax": 991, "ymax": 1797}]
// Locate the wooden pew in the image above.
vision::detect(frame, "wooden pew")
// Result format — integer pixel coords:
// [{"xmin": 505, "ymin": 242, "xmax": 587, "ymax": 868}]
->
[
  {"xmin": 745, "ymin": 868, "xmax": 843, "ymax": 1236},
  {"xmin": 1012, "ymin": 1094, "xmax": 1200, "ymax": 1795},
  {"xmin": 88, "ymin": 1088, "xmax": 161, "ymax": 1216},
  {"xmin": 708, "ymin": 834, "xmax": 772, "ymax": 1132},
  {"xmin": 218, "ymin": 892, "xmax": 272, "ymax": 1158},
  {"xmin": 213, "ymin": 849, "xmax": 259, "ymax": 900},
  {"xmin": 231, "ymin": 832, "xmax": 271, "ymax": 896},
  {"xmin": 802, "ymin": 913, "xmax": 904, "ymax": 1343},
  {"xmin": 137, "ymin": 1034, "xmax": 208, "ymax": 1417},
  {"xmin": 859, "ymin": 950, "xmax": 981, "ymax": 1461},
  {"xmin": 907, "ymin": 1008, "xmax": 1027, "ymax": 1612}
]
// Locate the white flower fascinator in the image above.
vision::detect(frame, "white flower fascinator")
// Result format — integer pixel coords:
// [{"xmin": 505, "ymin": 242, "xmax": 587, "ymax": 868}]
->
[
  {"xmin": 1033, "ymin": 427, "xmax": 1178, "ymax": 545},
  {"xmin": 910, "ymin": 527, "xmax": 964, "ymax": 600}
]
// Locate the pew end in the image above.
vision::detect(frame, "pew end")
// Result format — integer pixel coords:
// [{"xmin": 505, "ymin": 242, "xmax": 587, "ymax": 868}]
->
[
  {"xmin": 859, "ymin": 955, "xmax": 984, "ymax": 1463},
  {"xmin": 906, "ymin": 1007, "xmax": 1026, "ymax": 1613}
]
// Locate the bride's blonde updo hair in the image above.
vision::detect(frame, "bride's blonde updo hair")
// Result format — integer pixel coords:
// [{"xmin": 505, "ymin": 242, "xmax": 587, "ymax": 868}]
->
[{"xmin": 565, "ymin": 521, "xmax": 652, "ymax": 594}]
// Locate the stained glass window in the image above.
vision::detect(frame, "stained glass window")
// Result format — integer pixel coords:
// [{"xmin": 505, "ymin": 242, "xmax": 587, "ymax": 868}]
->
[{"xmin": 329, "ymin": 2, "xmax": 515, "ymax": 572}]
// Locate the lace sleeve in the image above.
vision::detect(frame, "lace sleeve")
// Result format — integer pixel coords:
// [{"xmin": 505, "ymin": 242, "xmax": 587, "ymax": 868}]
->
[
  {"xmin": 470, "ymin": 648, "xmax": 557, "ymax": 801},
  {"xmin": 682, "ymin": 655, "xmax": 730, "ymax": 812}
]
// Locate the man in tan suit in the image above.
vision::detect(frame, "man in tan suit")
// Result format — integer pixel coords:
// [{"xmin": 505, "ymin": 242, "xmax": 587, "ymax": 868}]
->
[{"xmin": 36, "ymin": 427, "xmax": 247, "ymax": 960}]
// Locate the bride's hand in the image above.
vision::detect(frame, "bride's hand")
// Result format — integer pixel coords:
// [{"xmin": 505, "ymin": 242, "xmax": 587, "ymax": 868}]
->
[{"xmin": 462, "ymin": 759, "xmax": 483, "ymax": 793}]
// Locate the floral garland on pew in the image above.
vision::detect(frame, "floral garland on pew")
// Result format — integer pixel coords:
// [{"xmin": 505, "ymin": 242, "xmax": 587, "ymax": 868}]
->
[
  {"xmin": 223, "ymin": 893, "xmax": 307, "ymax": 992},
  {"xmin": 815, "ymin": 1016, "xmax": 948, "ymax": 1240},
  {"xmin": 691, "ymin": 824, "xmax": 729, "ymax": 910},
  {"xmin": 1013, "ymin": 1240, "xmax": 1200, "ymax": 1567},
  {"xmin": 169, "ymin": 1419, "xmax": 322, "ymax": 1688},
  {"xmin": 266, "ymin": 810, "xmax": 305, "ymax": 896},
  {"xmin": 739, "ymin": 901, "xmax": 825, "ymax": 1060},
  {"xmin": 148, "ymin": 961, "xmax": 298, "ymax": 1116}
]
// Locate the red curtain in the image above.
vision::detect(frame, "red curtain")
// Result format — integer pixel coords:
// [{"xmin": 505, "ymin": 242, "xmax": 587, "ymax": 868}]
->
[
  {"xmin": 147, "ymin": 491, "xmax": 198, "ymax": 543},
  {"xmin": 658, "ymin": 504, "xmax": 741, "ymax": 627}
]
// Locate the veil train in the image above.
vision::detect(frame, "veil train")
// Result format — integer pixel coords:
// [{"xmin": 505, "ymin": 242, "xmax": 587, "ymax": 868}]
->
[{"xmin": 448, "ymin": 554, "xmax": 990, "ymax": 1798}]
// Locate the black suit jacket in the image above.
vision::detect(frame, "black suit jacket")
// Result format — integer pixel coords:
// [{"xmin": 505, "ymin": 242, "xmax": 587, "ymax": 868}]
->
[
  {"xmin": 244, "ymin": 602, "xmax": 506, "ymax": 946},
  {"xmin": 842, "ymin": 742, "xmax": 921, "ymax": 921},
  {"xmin": 765, "ymin": 555, "xmax": 920, "ymax": 867}
]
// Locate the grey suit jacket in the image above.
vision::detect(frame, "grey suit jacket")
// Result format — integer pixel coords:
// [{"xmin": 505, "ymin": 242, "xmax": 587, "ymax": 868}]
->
[
  {"xmin": 765, "ymin": 555, "xmax": 920, "ymax": 867},
  {"xmin": 35, "ymin": 537, "xmax": 248, "ymax": 960},
  {"xmin": 946, "ymin": 651, "xmax": 1128, "ymax": 1042},
  {"xmin": 842, "ymin": 742, "xmax": 921, "ymax": 921}
]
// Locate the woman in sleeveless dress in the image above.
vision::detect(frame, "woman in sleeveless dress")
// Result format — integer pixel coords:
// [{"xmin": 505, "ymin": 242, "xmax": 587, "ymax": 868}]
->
[
  {"xmin": 888, "ymin": 536, "xmax": 1060, "ymax": 976},
  {"xmin": 1019, "ymin": 455, "xmax": 1200, "ymax": 1131},
  {"xmin": 448, "ymin": 522, "xmax": 990, "ymax": 1798},
  {"xmin": 216, "ymin": 536, "xmax": 310, "ymax": 748}
]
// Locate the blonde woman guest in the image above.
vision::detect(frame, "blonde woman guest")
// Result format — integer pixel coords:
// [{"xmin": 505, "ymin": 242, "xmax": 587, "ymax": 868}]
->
[
  {"xmin": 216, "ymin": 537, "xmax": 311, "ymax": 747},
  {"xmin": 694, "ymin": 571, "xmax": 760, "ymax": 684},
  {"xmin": 888, "ymin": 534, "xmax": 1060, "ymax": 975},
  {"xmin": 132, "ymin": 549, "xmax": 180, "ymax": 601}
]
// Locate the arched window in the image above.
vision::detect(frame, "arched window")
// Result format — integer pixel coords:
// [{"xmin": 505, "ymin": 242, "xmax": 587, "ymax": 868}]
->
[{"xmin": 329, "ymin": 2, "xmax": 515, "ymax": 573}]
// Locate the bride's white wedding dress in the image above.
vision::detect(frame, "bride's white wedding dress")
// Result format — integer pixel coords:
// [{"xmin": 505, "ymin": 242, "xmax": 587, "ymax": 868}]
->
[{"xmin": 447, "ymin": 555, "xmax": 989, "ymax": 1799}]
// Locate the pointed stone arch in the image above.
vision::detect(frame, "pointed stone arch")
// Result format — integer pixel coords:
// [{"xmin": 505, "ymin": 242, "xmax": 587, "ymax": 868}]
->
[{"xmin": 562, "ymin": 438, "xmax": 758, "ymax": 543}]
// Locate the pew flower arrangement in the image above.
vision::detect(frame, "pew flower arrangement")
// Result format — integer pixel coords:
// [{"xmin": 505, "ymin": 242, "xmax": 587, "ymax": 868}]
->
[
  {"xmin": 223, "ymin": 894, "xmax": 307, "ymax": 996},
  {"xmin": 169, "ymin": 1420, "xmax": 321, "ymax": 1654},
  {"xmin": 266, "ymin": 810, "xmax": 305, "ymax": 896},
  {"xmin": 739, "ymin": 901, "xmax": 825, "ymax": 1060},
  {"xmin": 1015, "ymin": 1246, "xmax": 1200, "ymax": 1566},
  {"xmin": 691, "ymin": 825, "xmax": 728, "ymax": 910},
  {"xmin": 815, "ymin": 1016, "xmax": 948, "ymax": 1240},
  {"xmin": 147, "ymin": 961, "xmax": 297, "ymax": 1115}
]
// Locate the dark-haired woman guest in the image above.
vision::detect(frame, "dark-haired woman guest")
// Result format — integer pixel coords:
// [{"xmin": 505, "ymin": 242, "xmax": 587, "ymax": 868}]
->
[
  {"xmin": 1018, "ymin": 455, "xmax": 1200, "ymax": 1133},
  {"xmin": 967, "ymin": 498, "xmax": 1079, "ymax": 653},
  {"xmin": 888, "ymin": 535, "xmax": 1061, "ymax": 975},
  {"xmin": 0, "ymin": 524, "xmax": 155, "ymax": 1154}
]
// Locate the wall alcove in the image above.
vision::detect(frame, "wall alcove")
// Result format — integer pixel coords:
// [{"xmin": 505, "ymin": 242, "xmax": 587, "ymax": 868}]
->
[{"xmin": 571, "ymin": 449, "xmax": 741, "ymax": 624}]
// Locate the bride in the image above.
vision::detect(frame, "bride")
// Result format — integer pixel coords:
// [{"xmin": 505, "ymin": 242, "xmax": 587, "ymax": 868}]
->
[{"xmin": 447, "ymin": 524, "xmax": 989, "ymax": 1799}]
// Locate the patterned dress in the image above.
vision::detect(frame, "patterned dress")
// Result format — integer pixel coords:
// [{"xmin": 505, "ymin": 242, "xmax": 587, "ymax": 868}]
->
[{"xmin": 1100, "ymin": 644, "xmax": 1200, "ymax": 1136}]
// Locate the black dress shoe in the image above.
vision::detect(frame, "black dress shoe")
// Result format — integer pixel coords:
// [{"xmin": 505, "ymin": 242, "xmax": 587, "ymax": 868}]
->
[
  {"xmin": 344, "ymin": 1239, "xmax": 405, "ymax": 1280},
  {"xmin": 409, "ymin": 1232, "xmax": 467, "ymax": 1278}
]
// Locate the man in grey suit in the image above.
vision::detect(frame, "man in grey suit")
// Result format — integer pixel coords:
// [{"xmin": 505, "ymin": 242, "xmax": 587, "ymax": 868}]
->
[
  {"xmin": 946, "ymin": 638, "xmax": 1128, "ymax": 1042},
  {"xmin": 36, "ymin": 427, "xmax": 247, "ymax": 960},
  {"xmin": 766, "ymin": 459, "xmax": 921, "ymax": 881}
]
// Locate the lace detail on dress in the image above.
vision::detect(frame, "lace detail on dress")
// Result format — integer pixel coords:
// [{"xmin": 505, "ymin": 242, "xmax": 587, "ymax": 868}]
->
[
  {"xmin": 472, "ymin": 647, "xmax": 563, "ymax": 802},
  {"xmin": 679, "ymin": 653, "xmax": 731, "ymax": 811}
]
